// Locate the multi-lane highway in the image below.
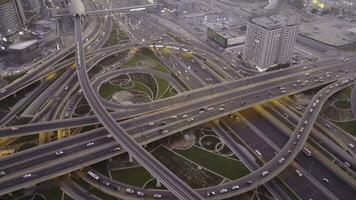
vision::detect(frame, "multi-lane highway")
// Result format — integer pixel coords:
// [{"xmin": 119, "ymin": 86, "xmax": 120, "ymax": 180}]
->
[{"xmin": 1, "ymin": 54, "xmax": 355, "ymax": 140}]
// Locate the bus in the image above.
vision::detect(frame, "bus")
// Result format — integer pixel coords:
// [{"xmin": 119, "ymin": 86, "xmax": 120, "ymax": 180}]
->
[
  {"xmin": 87, "ymin": 171, "xmax": 100, "ymax": 180},
  {"xmin": 302, "ymin": 147, "xmax": 312, "ymax": 157}
]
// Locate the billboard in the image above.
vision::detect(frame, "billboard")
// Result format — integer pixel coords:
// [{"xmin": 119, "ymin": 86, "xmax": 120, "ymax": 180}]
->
[{"xmin": 207, "ymin": 28, "xmax": 227, "ymax": 47}]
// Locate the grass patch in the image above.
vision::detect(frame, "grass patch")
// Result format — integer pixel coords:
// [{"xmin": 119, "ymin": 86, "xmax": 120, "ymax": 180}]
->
[
  {"xmin": 175, "ymin": 145, "xmax": 250, "ymax": 180},
  {"xmin": 152, "ymin": 146, "xmax": 224, "ymax": 188},
  {"xmin": 103, "ymin": 22, "xmax": 129, "ymax": 47},
  {"xmin": 160, "ymin": 86, "xmax": 177, "ymax": 99},
  {"xmin": 334, "ymin": 120, "xmax": 356, "ymax": 137},
  {"xmin": 155, "ymin": 76, "xmax": 169, "ymax": 98},
  {"xmin": 334, "ymin": 100, "xmax": 351, "ymax": 109},
  {"xmin": 111, "ymin": 166, "xmax": 152, "ymax": 187},
  {"xmin": 91, "ymin": 161, "xmax": 109, "ymax": 177},
  {"xmin": 99, "ymin": 81, "xmax": 153, "ymax": 99},
  {"xmin": 99, "ymin": 82, "xmax": 123, "ymax": 98},
  {"xmin": 36, "ymin": 187, "xmax": 63, "ymax": 200}
]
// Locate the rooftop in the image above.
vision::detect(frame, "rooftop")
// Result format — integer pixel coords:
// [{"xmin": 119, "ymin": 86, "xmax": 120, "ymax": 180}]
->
[
  {"xmin": 206, "ymin": 23, "xmax": 245, "ymax": 38},
  {"xmin": 251, "ymin": 15, "xmax": 299, "ymax": 30},
  {"xmin": 9, "ymin": 40, "xmax": 38, "ymax": 50}
]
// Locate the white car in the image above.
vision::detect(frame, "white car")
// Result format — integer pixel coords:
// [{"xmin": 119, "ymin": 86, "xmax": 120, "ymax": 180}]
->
[
  {"xmin": 148, "ymin": 122, "xmax": 155, "ymax": 126},
  {"xmin": 231, "ymin": 185, "xmax": 240, "ymax": 190},
  {"xmin": 0, "ymin": 171, "xmax": 5, "ymax": 176},
  {"xmin": 160, "ymin": 129, "xmax": 169, "ymax": 134},
  {"xmin": 86, "ymin": 142, "xmax": 94, "ymax": 147},
  {"xmin": 136, "ymin": 191, "xmax": 144, "ymax": 197},
  {"xmin": 295, "ymin": 169, "xmax": 303, "ymax": 177},
  {"xmin": 126, "ymin": 188, "xmax": 134, "ymax": 194},
  {"xmin": 219, "ymin": 188, "xmax": 228, "ymax": 193},
  {"xmin": 262, "ymin": 170, "xmax": 269, "ymax": 176},
  {"xmin": 322, "ymin": 178, "xmax": 330, "ymax": 183},
  {"xmin": 278, "ymin": 157, "xmax": 285, "ymax": 164},
  {"xmin": 55, "ymin": 151, "xmax": 64, "ymax": 156},
  {"xmin": 153, "ymin": 193, "xmax": 162, "ymax": 198},
  {"xmin": 206, "ymin": 191, "xmax": 216, "ymax": 197},
  {"xmin": 22, "ymin": 174, "xmax": 32, "ymax": 178}
]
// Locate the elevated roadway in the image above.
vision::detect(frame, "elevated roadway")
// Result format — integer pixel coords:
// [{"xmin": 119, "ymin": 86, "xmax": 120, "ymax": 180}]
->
[{"xmin": 74, "ymin": 14, "xmax": 204, "ymax": 200}]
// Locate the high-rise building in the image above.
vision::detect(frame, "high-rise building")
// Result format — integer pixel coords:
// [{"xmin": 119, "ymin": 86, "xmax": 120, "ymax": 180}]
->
[
  {"xmin": 243, "ymin": 15, "xmax": 298, "ymax": 71},
  {"xmin": 0, "ymin": 0, "xmax": 23, "ymax": 35}
]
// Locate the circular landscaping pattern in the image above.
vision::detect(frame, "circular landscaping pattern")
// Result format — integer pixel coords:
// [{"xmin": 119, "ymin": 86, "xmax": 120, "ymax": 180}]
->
[
  {"xmin": 129, "ymin": 93, "xmax": 152, "ymax": 104},
  {"xmin": 199, "ymin": 135, "xmax": 221, "ymax": 151},
  {"xmin": 120, "ymin": 80, "xmax": 135, "ymax": 89},
  {"xmin": 110, "ymin": 77, "xmax": 130, "ymax": 85},
  {"xmin": 216, "ymin": 143, "xmax": 235, "ymax": 157},
  {"xmin": 215, "ymin": 142, "xmax": 224, "ymax": 152},
  {"xmin": 170, "ymin": 87, "xmax": 177, "ymax": 95},
  {"xmin": 200, "ymin": 128, "xmax": 215, "ymax": 135}
]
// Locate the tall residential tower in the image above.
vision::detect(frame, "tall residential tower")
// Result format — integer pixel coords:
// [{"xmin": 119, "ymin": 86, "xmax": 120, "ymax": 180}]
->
[
  {"xmin": 243, "ymin": 15, "xmax": 298, "ymax": 71},
  {"xmin": 0, "ymin": 0, "xmax": 23, "ymax": 35}
]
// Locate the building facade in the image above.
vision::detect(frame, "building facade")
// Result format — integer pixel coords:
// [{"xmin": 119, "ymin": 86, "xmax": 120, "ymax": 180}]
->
[
  {"xmin": 243, "ymin": 15, "xmax": 298, "ymax": 71},
  {"xmin": 21, "ymin": 0, "xmax": 41, "ymax": 14},
  {"xmin": 0, "ymin": 0, "xmax": 22, "ymax": 35},
  {"xmin": 206, "ymin": 23, "xmax": 245, "ymax": 48}
]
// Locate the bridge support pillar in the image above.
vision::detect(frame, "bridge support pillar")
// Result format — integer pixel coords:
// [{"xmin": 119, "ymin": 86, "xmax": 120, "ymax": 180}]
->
[
  {"xmin": 129, "ymin": 154, "xmax": 134, "ymax": 162},
  {"xmin": 156, "ymin": 179, "xmax": 161, "ymax": 188},
  {"xmin": 57, "ymin": 129, "xmax": 66, "ymax": 139},
  {"xmin": 39, "ymin": 132, "xmax": 52, "ymax": 144}
]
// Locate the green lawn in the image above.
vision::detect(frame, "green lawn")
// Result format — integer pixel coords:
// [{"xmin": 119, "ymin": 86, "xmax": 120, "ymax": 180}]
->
[
  {"xmin": 160, "ymin": 86, "xmax": 177, "ymax": 99},
  {"xmin": 334, "ymin": 100, "xmax": 351, "ymax": 109},
  {"xmin": 103, "ymin": 22, "xmax": 129, "ymax": 47},
  {"xmin": 36, "ymin": 187, "xmax": 63, "ymax": 200},
  {"xmin": 133, "ymin": 81, "xmax": 154, "ymax": 99},
  {"xmin": 152, "ymin": 146, "xmax": 224, "ymax": 188},
  {"xmin": 92, "ymin": 161, "xmax": 109, "ymax": 177},
  {"xmin": 99, "ymin": 82, "xmax": 123, "ymax": 98},
  {"xmin": 99, "ymin": 81, "xmax": 153, "ymax": 99},
  {"xmin": 334, "ymin": 120, "xmax": 356, "ymax": 137},
  {"xmin": 111, "ymin": 166, "xmax": 152, "ymax": 187},
  {"xmin": 175, "ymin": 145, "xmax": 250, "ymax": 180},
  {"xmin": 155, "ymin": 76, "xmax": 170, "ymax": 99}
]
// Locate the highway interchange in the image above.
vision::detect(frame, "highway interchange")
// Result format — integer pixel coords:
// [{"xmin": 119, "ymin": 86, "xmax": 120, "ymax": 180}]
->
[{"xmin": 0, "ymin": 0, "xmax": 356, "ymax": 200}]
